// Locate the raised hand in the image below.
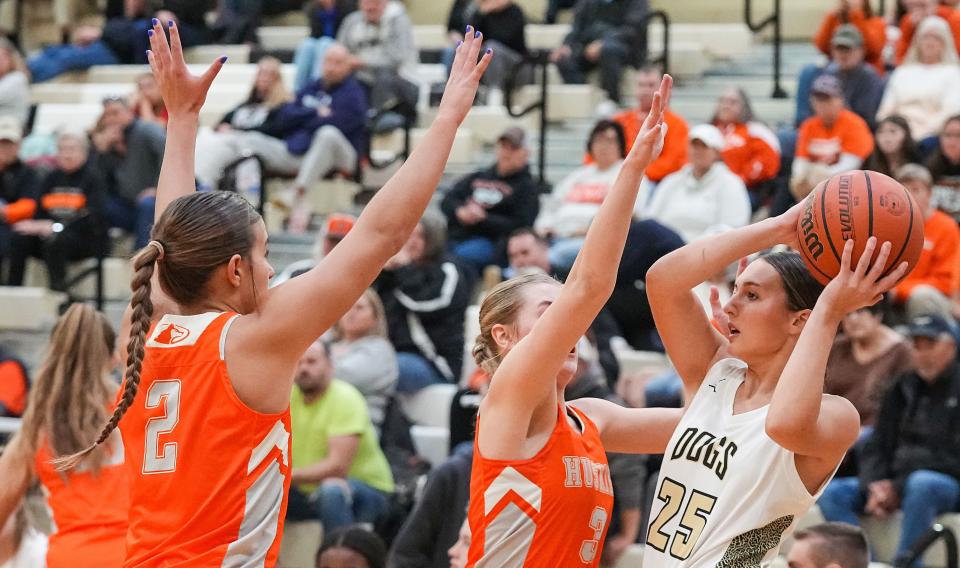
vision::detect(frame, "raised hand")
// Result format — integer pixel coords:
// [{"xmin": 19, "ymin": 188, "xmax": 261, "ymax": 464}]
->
[
  {"xmin": 146, "ymin": 19, "xmax": 225, "ymax": 117},
  {"xmin": 627, "ymin": 74, "xmax": 672, "ymax": 168},
  {"xmin": 820, "ymin": 237, "xmax": 908, "ymax": 318},
  {"xmin": 437, "ymin": 25, "xmax": 494, "ymax": 124}
]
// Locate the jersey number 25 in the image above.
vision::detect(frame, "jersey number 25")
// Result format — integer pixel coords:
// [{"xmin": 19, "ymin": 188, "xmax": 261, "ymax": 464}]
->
[{"xmin": 647, "ymin": 477, "xmax": 717, "ymax": 560}]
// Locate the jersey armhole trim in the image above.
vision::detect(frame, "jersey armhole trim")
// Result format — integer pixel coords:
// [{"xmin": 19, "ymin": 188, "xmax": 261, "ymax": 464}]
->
[{"xmin": 220, "ymin": 314, "xmax": 240, "ymax": 361}]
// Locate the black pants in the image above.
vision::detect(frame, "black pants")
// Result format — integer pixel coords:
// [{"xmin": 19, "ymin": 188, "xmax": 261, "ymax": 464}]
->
[
  {"xmin": 8, "ymin": 229, "xmax": 104, "ymax": 291},
  {"xmin": 556, "ymin": 36, "xmax": 632, "ymax": 104}
]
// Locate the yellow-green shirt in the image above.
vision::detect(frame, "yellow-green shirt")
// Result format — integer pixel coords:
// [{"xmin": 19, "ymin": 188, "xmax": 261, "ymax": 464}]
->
[{"xmin": 290, "ymin": 379, "xmax": 394, "ymax": 494}]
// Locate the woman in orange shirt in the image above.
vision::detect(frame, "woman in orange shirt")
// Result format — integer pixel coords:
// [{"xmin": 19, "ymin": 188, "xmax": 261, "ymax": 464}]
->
[
  {"xmin": 467, "ymin": 76, "xmax": 682, "ymax": 567},
  {"xmin": 0, "ymin": 304, "xmax": 128, "ymax": 568},
  {"xmin": 813, "ymin": 0, "xmax": 887, "ymax": 74},
  {"xmin": 56, "ymin": 20, "xmax": 492, "ymax": 568}
]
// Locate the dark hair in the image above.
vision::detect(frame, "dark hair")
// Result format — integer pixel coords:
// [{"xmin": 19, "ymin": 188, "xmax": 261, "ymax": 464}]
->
[
  {"xmin": 57, "ymin": 191, "xmax": 261, "ymax": 469},
  {"xmin": 843, "ymin": 0, "xmax": 874, "ymax": 19},
  {"xmin": 586, "ymin": 120, "xmax": 627, "ymax": 159},
  {"xmin": 316, "ymin": 526, "xmax": 387, "ymax": 568},
  {"xmin": 508, "ymin": 227, "xmax": 549, "ymax": 248},
  {"xmin": 926, "ymin": 114, "xmax": 960, "ymax": 176},
  {"xmin": 759, "ymin": 251, "xmax": 824, "ymax": 311},
  {"xmin": 863, "ymin": 293, "xmax": 890, "ymax": 316},
  {"xmin": 793, "ymin": 522, "xmax": 869, "ymax": 568},
  {"xmin": 863, "ymin": 115, "xmax": 921, "ymax": 177}
]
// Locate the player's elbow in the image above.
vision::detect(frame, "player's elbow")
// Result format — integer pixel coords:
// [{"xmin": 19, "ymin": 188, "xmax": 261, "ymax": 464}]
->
[{"xmin": 763, "ymin": 414, "xmax": 810, "ymax": 451}]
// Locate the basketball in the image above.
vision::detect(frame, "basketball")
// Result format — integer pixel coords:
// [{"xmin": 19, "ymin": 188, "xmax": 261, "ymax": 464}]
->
[{"xmin": 796, "ymin": 170, "xmax": 925, "ymax": 286}]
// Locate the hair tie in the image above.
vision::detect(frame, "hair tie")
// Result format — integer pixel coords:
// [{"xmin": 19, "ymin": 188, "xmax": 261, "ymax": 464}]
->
[{"xmin": 147, "ymin": 240, "xmax": 165, "ymax": 261}]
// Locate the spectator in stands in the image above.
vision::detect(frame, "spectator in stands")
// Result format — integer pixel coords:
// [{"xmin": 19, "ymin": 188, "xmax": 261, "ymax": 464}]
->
[
  {"xmin": 336, "ymin": 0, "xmax": 418, "ymax": 114},
  {"xmin": 929, "ymin": 115, "xmax": 960, "ymax": 223},
  {"xmin": 643, "ymin": 124, "xmax": 751, "ymax": 243},
  {"xmin": 316, "ymin": 525, "xmax": 387, "ymax": 568},
  {"xmin": 194, "ymin": 56, "xmax": 292, "ymax": 191},
  {"xmin": 506, "ymin": 227, "xmax": 553, "ymax": 276},
  {"xmin": 291, "ymin": 0, "xmax": 358, "ymax": 92},
  {"xmin": 388, "ymin": 448, "xmax": 472, "ymax": 568},
  {"xmin": 826, "ymin": 297, "xmax": 914, "ymax": 429},
  {"xmin": 7, "ymin": 130, "xmax": 109, "ymax": 293},
  {"xmin": 272, "ymin": 213, "xmax": 356, "ymax": 284},
  {"xmin": 894, "ymin": 0, "xmax": 960, "ymax": 64},
  {"xmin": 26, "ymin": 22, "xmax": 122, "ymax": 82},
  {"xmin": 549, "ymin": 0, "xmax": 648, "ymax": 108},
  {"xmin": 710, "ymin": 87, "xmax": 781, "ymax": 209},
  {"xmin": 605, "ymin": 219, "xmax": 685, "ymax": 352},
  {"xmin": 544, "ymin": 0, "xmax": 578, "ymax": 23},
  {"xmin": 818, "ymin": 313, "xmax": 960, "ymax": 566},
  {"xmin": 891, "ymin": 164, "xmax": 960, "ymax": 320},
  {"xmin": 0, "ymin": 344, "xmax": 28, "ymax": 418},
  {"xmin": 564, "ymin": 337, "xmax": 645, "ymax": 567},
  {"xmin": 91, "ymin": 96, "xmax": 165, "ymax": 249},
  {"xmin": 0, "ymin": 116, "xmax": 40, "ymax": 284},
  {"xmin": 287, "ymin": 340, "xmax": 395, "ymax": 531},
  {"xmin": 444, "ymin": 0, "xmax": 527, "ymax": 103},
  {"xmin": 536, "ymin": 120, "xmax": 626, "ymax": 271},
  {"xmin": 788, "ymin": 74, "xmax": 874, "ymax": 203},
  {"xmin": 440, "ymin": 126, "xmax": 539, "ymax": 273},
  {"xmin": 796, "ymin": 25, "xmax": 885, "ymax": 129},
  {"xmin": 606, "ymin": 67, "xmax": 688, "ymax": 183},
  {"xmin": 447, "ymin": 519, "xmax": 470, "ymax": 568},
  {"xmin": 863, "ymin": 115, "xmax": 922, "ymax": 177},
  {"xmin": 329, "ymin": 289, "xmax": 397, "ymax": 431},
  {"xmin": 813, "ymin": 0, "xmax": 886, "ymax": 75},
  {"xmin": 786, "ymin": 523, "xmax": 870, "ymax": 568},
  {"xmin": 877, "ymin": 16, "xmax": 960, "ymax": 142},
  {"xmin": 375, "ymin": 213, "xmax": 475, "ymax": 393},
  {"xmin": 0, "ymin": 39, "xmax": 29, "ymax": 128},
  {"xmin": 129, "ymin": 72, "xmax": 168, "ymax": 126}
]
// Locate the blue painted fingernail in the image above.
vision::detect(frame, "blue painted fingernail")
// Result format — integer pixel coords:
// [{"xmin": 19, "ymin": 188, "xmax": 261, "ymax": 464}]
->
[
  {"xmin": 152, "ymin": 17, "xmax": 158, "ymax": 26},
  {"xmin": 147, "ymin": 29, "xmax": 154, "ymax": 37},
  {"xmin": 456, "ymin": 40, "xmax": 463, "ymax": 47},
  {"xmin": 168, "ymin": 20, "xmax": 175, "ymax": 27},
  {"xmin": 220, "ymin": 55, "xmax": 228, "ymax": 63},
  {"xmin": 475, "ymin": 30, "xmax": 481, "ymax": 38},
  {"xmin": 466, "ymin": 25, "xmax": 471, "ymax": 33},
  {"xmin": 486, "ymin": 47, "xmax": 492, "ymax": 54}
]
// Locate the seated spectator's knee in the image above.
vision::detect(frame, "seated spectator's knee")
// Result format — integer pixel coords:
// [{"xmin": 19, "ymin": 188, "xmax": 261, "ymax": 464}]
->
[
  {"xmin": 600, "ymin": 40, "xmax": 628, "ymax": 60},
  {"xmin": 318, "ymin": 478, "xmax": 351, "ymax": 501},
  {"xmin": 312, "ymin": 125, "xmax": 342, "ymax": 144},
  {"xmin": 903, "ymin": 470, "xmax": 956, "ymax": 495}
]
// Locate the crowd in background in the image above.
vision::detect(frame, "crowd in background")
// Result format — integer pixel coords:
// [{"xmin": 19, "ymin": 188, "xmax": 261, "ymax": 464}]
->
[{"xmin": 3, "ymin": 0, "xmax": 960, "ymax": 567}]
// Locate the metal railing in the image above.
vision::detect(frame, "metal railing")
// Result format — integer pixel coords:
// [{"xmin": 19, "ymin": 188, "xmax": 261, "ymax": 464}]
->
[
  {"xmin": 647, "ymin": 10, "xmax": 671, "ymax": 77},
  {"xmin": 744, "ymin": 0, "xmax": 788, "ymax": 98},
  {"xmin": 894, "ymin": 523, "xmax": 958, "ymax": 568}
]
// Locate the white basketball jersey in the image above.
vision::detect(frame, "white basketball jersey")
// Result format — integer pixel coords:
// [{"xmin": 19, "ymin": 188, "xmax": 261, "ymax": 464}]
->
[{"xmin": 643, "ymin": 358, "xmax": 834, "ymax": 567}]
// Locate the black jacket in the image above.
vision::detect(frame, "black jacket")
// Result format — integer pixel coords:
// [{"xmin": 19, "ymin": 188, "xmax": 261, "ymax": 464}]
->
[
  {"xmin": 440, "ymin": 165, "xmax": 540, "ymax": 244},
  {"xmin": 564, "ymin": 0, "xmax": 648, "ymax": 61},
  {"xmin": 0, "ymin": 160, "xmax": 41, "ymax": 227},
  {"xmin": 375, "ymin": 257, "xmax": 476, "ymax": 382},
  {"xmin": 388, "ymin": 447, "xmax": 473, "ymax": 568},
  {"xmin": 860, "ymin": 361, "xmax": 960, "ymax": 493},
  {"xmin": 36, "ymin": 162, "xmax": 108, "ymax": 245},
  {"xmin": 447, "ymin": 0, "xmax": 527, "ymax": 55}
]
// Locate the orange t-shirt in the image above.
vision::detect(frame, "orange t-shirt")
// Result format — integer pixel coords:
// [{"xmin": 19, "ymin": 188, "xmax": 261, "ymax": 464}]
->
[
  {"xmin": 590, "ymin": 108, "xmax": 689, "ymax": 182},
  {"xmin": 716, "ymin": 121, "xmax": 781, "ymax": 189},
  {"xmin": 0, "ymin": 359, "xmax": 28, "ymax": 416},
  {"xmin": 796, "ymin": 109, "xmax": 874, "ymax": 165},
  {"xmin": 467, "ymin": 404, "xmax": 615, "ymax": 567},
  {"xmin": 893, "ymin": 209, "xmax": 960, "ymax": 301},
  {"xmin": 120, "ymin": 312, "xmax": 292, "ymax": 567},
  {"xmin": 895, "ymin": 7, "xmax": 960, "ymax": 65},
  {"xmin": 813, "ymin": 10, "xmax": 887, "ymax": 75},
  {"xmin": 34, "ymin": 433, "xmax": 129, "ymax": 568}
]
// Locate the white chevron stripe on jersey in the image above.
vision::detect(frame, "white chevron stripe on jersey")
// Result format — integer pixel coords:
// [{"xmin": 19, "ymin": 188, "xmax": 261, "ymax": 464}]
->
[{"xmin": 483, "ymin": 466, "xmax": 543, "ymax": 515}]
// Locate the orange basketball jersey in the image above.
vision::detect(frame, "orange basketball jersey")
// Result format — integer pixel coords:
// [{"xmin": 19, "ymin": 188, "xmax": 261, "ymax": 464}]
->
[
  {"xmin": 467, "ymin": 404, "xmax": 614, "ymax": 567},
  {"xmin": 120, "ymin": 312, "xmax": 292, "ymax": 567},
  {"xmin": 34, "ymin": 433, "xmax": 129, "ymax": 568}
]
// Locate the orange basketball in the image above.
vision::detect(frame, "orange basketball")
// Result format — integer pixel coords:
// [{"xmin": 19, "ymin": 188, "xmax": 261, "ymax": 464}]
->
[{"xmin": 796, "ymin": 170, "xmax": 925, "ymax": 286}]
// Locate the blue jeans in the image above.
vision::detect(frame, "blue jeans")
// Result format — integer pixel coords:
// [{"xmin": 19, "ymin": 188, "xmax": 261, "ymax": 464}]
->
[
  {"xmin": 396, "ymin": 351, "xmax": 447, "ymax": 394},
  {"xmin": 292, "ymin": 36, "xmax": 335, "ymax": 93},
  {"xmin": 106, "ymin": 195, "xmax": 156, "ymax": 249},
  {"xmin": 27, "ymin": 41, "xmax": 119, "ymax": 82},
  {"xmin": 549, "ymin": 237, "xmax": 585, "ymax": 273},
  {"xmin": 644, "ymin": 371, "xmax": 683, "ymax": 408},
  {"xmin": 288, "ymin": 478, "xmax": 389, "ymax": 531},
  {"xmin": 819, "ymin": 470, "xmax": 960, "ymax": 564},
  {"xmin": 451, "ymin": 237, "xmax": 496, "ymax": 274}
]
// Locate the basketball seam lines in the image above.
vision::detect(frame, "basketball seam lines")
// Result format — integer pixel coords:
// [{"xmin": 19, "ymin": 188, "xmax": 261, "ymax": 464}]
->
[
  {"xmin": 884, "ymin": 182, "xmax": 916, "ymax": 278},
  {"xmin": 864, "ymin": 171, "xmax": 874, "ymax": 237},
  {"xmin": 820, "ymin": 177, "xmax": 843, "ymax": 264}
]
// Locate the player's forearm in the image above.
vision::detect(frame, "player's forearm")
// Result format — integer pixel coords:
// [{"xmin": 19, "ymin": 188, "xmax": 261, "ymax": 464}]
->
[
  {"xmin": 154, "ymin": 115, "xmax": 200, "ymax": 222},
  {"xmin": 291, "ymin": 459, "xmax": 349, "ymax": 484}
]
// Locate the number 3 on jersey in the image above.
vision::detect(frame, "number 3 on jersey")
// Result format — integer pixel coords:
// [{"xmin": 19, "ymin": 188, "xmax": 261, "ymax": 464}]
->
[
  {"xmin": 647, "ymin": 477, "xmax": 717, "ymax": 560},
  {"xmin": 142, "ymin": 380, "xmax": 181, "ymax": 474}
]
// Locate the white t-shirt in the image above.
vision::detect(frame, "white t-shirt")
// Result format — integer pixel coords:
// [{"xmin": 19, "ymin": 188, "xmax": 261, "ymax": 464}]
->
[{"xmin": 644, "ymin": 358, "xmax": 834, "ymax": 567}]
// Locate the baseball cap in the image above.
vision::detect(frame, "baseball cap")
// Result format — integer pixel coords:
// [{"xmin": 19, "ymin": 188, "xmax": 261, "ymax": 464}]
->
[
  {"xmin": 497, "ymin": 126, "xmax": 527, "ymax": 148},
  {"xmin": 831, "ymin": 24, "xmax": 864, "ymax": 49},
  {"xmin": 0, "ymin": 115, "xmax": 22, "ymax": 143},
  {"xmin": 908, "ymin": 313, "xmax": 958, "ymax": 342},
  {"xmin": 324, "ymin": 213, "xmax": 356, "ymax": 239},
  {"xmin": 811, "ymin": 74, "xmax": 843, "ymax": 99},
  {"xmin": 688, "ymin": 124, "xmax": 725, "ymax": 151}
]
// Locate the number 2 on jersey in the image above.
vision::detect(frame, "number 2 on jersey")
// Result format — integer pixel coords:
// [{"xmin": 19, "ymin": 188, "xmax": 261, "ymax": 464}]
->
[
  {"xmin": 647, "ymin": 477, "xmax": 717, "ymax": 560},
  {"xmin": 142, "ymin": 380, "xmax": 181, "ymax": 474}
]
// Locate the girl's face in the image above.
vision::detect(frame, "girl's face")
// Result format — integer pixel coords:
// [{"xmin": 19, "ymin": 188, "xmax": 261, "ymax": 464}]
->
[
  {"xmin": 941, "ymin": 119, "xmax": 960, "ymax": 163},
  {"xmin": 254, "ymin": 62, "xmax": 279, "ymax": 97},
  {"xmin": 237, "ymin": 221, "xmax": 275, "ymax": 314},
  {"xmin": 588, "ymin": 127, "xmax": 622, "ymax": 169},
  {"xmin": 715, "ymin": 88, "xmax": 744, "ymax": 125},
  {"xmin": 876, "ymin": 121, "xmax": 907, "ymax": 157},
  {"xmin": 317, "ymin": 546, "xmax": 370, "ymax": 568},
  {"xmin": 339, "ymin": 294, "xmax": 378, "ymax": 338},
  {"xmin": 841, "ymin": 308, "xmax": 882, "ymax": 340},
  {"xmin": 723, "ymin": 260, "xmax": 807, "ymax": 361}
]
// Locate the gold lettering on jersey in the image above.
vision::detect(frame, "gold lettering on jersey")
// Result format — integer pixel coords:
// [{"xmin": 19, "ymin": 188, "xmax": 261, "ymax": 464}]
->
[
  {"xmin": 670, "ymin": 427, "xmax": 738, "ymax": 480},
  {"xmin": 562, "ymin": 456, "xmax": 614, "ymax": 495}
]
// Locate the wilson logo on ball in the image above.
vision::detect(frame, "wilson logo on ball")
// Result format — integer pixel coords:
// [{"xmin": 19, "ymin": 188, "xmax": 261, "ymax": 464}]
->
[
  {"xmin": 800, "ymin": 193, "xmax": 824, "ymax": 260},
  {"xmin": 838, "ymin": 175, "xmax": 855, "ymax": 241}
]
